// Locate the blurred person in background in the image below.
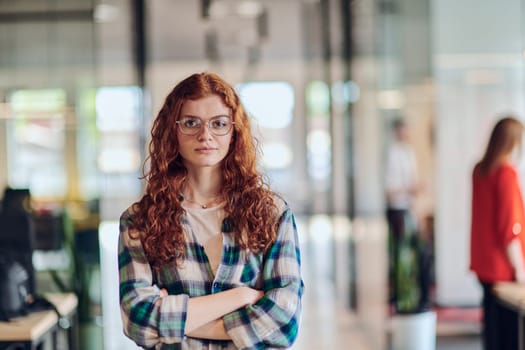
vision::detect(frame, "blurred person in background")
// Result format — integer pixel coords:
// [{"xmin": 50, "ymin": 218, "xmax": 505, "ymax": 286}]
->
[
  {"xmin": 470, "ymin": 116, "xmax": 525, "ymax": 350},
  {"xmin": 385, "ymin": 117, "xmax": 420, "ymax": 231},
  {"xmin": 118, "ymin": 72, "xmax": 304, "ymax": 349},
  {"xmin": 384, "ymin": 117, "xmax": 421, "ymax": 308}
]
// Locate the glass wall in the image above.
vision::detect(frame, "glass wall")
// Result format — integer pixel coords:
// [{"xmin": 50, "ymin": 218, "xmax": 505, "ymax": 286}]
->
[
  {"xmin": 237, "ymin": 81, "xmax": 295, "ymax": 190},
  {"xmin": 0, "ymin": 0, "xmax": 97, "ymax": 202},
  {"xmin": 7, "ymin": 89, "xmax": 67, "ymax": 198}
]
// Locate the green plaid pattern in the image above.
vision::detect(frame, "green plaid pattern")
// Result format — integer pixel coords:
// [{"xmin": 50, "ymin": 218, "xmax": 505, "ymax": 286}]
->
[{"xmin": 118, "ymin": 198, "xmax": 304, "ymax": 349}]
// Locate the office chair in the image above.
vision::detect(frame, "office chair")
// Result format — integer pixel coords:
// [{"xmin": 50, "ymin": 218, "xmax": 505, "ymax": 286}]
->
[
  {"xmin": 0, "ymin": 212, "xmax": 36, "ymax": 296},
  {"xmin": 2, "ymin": 188, "xmax": 31, "ymax": 214}
]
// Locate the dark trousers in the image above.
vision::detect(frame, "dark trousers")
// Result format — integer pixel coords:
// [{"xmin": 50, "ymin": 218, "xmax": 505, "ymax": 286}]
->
[
  {"xmin": 386, "ymin": 208, "xmax": 432, "ymax": 311},
  {"xmin": 480, "ymin": 281, "xmax": 519, "ymax": 350},
  {"xmin": 386, "ymin": 208, "xmax": 409, "ymax": 305}
]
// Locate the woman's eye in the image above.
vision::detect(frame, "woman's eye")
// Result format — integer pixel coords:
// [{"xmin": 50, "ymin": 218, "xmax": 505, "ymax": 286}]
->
[
  {"xmin": 184, "ymin": 119, "xmax": 200, "ymax": 128},
  {"xmin": 211, "ymin": 120, "xmax": 227, "ymax": 128}
]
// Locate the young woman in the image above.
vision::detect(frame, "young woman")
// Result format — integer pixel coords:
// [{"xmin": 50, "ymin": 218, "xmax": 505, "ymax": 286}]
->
[
  {"xmin": 470, "ymin": 116, "xmax": 525, "ymax": 350},
  {"xmin": 118, "ymin": 72, "xmax": 303, "ymax": 349}
]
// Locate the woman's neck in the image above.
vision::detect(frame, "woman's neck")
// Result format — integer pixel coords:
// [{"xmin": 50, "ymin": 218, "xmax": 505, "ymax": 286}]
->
[{"xmin": 184, "ymin": 167, "xmax": 222, "ymax": 203}]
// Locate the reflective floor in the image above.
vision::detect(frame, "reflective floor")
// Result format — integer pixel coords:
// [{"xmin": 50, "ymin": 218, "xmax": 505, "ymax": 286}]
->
[
  {"xmin": 290, "ymin": 215, "xmax": 481, "ymax": 350},
  {"xmin": 79, "ymin": 214, "xmax": 481, "ymax": 350},
  {"xmin": 290, "ymin": 215, "xmax": 387, "ymax": 350}
]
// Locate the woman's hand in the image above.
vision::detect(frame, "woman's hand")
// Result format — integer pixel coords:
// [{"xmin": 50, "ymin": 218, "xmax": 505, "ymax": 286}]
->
[
  {"xmin": 184, "ymin": 286, "xmax": 263, "ymax": 334},
  {"xmin": 506, "ymin": 238, "xmax": 525, "ymax": 284},
  {"xmin": 515, "ymin": 269, "xmax": 525, "ymax": 284},
  {"xmin": 240, "ymin": 286, "xmax": 264, "ymax": 305}
]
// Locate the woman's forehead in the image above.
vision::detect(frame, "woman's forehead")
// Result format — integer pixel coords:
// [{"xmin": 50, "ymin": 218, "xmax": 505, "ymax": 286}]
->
[{"xmin": 181, "ymin": 95, "xmax": 231, "ymax": 116}]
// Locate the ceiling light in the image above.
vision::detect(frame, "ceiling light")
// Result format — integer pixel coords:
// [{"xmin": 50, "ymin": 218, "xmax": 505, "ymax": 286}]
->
[
  {"xmin": 209, "ymin": 0, "xmax": 229, "ymax": 19},
  {"xmin": 236, "ymin": 1, "xmax": 263, "ymax": 18},
  {"xmin": 377, "ymin": 90, "xmax": 405, "ymax": 109},
  {"xmin": 94, "ymin": 4, "xmax": 119, "ymax": 23}
]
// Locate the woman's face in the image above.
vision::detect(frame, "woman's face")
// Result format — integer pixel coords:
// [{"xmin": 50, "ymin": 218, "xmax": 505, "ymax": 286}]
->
[{"xmin": 177, "ymin": 94, "xmax": 234, "ymax": 172}]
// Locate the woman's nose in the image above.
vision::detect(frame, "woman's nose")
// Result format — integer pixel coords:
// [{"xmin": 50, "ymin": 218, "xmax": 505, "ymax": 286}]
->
[{"xmin": 196, "ymin": 122, "xmax": 213, "ymax": 139}]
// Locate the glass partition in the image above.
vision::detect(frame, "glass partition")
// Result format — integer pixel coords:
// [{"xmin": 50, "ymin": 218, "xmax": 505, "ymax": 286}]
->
[
  {"xmin": 236, "ymin": 81, "xmax": 295, "ymax": 193},
  {"xmin": 7, "ymin": 89, "xmax": 67, "ymax": 198}
]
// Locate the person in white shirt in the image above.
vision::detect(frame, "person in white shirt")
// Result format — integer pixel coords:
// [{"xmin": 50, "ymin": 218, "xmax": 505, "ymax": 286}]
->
[
  {"xmin": 384, "ymin": 117, "xmax": 422, "ymax": 309},
  {"xmin": 385, "ymin": 118, "xmax": 419, "ymax": 213}
]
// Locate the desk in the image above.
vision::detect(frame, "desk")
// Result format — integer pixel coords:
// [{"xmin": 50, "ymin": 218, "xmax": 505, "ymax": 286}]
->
[
  {"xmin": 0, "ymin": 293, "xmax": 78, "ymax": 350},
  {"xmin": 494, "ymin": 282, "xmax": 525, "ymax": 350}
]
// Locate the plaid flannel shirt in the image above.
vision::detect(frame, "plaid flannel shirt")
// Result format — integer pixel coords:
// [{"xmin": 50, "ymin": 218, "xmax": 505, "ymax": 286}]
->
[{"xmin": 118, "ymin": 198, "xmax": 304, "ymax": 350}]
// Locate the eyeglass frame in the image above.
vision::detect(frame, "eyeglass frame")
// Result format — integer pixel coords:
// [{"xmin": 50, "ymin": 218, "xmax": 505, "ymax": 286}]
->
[{"xmin": 175, "ymin": 115, "xmax": 235, "ymax": 136}]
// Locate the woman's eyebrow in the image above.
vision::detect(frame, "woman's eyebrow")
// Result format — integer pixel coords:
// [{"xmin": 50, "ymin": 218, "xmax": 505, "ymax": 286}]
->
[{"xmin": 180, "ymin": 114, "xmax": 230, "ymax": 119}]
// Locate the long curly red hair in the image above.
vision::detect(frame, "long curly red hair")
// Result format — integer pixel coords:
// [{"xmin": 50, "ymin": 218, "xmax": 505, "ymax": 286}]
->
[{"xmin": 130, "ymin": 72, "xmax": 278, "ymax": 267}]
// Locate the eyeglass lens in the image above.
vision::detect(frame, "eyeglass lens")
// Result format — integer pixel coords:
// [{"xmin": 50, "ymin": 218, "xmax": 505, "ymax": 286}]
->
[{"xmin": 177, "ymin": 116, "xmax": 233, "ymax": 135}]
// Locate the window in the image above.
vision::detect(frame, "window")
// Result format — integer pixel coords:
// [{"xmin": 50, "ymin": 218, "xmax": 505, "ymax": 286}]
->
[{"xmin": 7, "ymin": 89, "xmax": 67, "ymax": 198}]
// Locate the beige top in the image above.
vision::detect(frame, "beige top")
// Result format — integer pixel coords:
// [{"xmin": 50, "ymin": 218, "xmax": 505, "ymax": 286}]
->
[{"xmin": 184, "ymin": 204, "xmax": 224, "ymax": 275}]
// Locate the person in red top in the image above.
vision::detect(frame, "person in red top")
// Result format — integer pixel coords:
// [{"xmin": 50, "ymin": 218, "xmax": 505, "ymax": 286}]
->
[{"xmin": 470, "ymin": 116, "xmax": 525, "ymax": 350}]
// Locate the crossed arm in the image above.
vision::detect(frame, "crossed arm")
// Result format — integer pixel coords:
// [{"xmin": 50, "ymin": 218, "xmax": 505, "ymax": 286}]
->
[{"xmin": 159, "ymin": 287, "xmax": 263, "ymax": 339}]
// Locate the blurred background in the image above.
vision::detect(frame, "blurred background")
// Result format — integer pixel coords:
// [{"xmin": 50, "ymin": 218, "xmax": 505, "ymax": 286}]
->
[{"xmin": 1, "ymin": 0, "xmax": 524, "ymax": 349}]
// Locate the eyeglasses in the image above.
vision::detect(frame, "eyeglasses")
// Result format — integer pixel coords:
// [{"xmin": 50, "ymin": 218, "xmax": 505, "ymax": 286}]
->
[{"xmin": 176, "ymin": 115, "xmax": 235, "ymax": 136}]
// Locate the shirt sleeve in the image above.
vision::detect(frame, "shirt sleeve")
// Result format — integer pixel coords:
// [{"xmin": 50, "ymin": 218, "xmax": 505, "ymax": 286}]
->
[
  {"xmin": 496, "ymin": 166, "xmax": 525, "ymax": 248},
  {"xmin": 118, "ymin": 210, "xmax": 189, "ymax": 348},
  {"xmin": 222, "ymin": 209, "xmax": 304, "ymax": 349},
  {"xmin": 384, "ymin": 148, "xmax": 398, "ymax": 191}
]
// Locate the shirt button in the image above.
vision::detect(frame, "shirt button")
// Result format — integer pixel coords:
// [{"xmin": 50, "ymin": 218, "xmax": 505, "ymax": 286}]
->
[{"xmin": 513, "ymin": 223, "xmax": 522, "ymax": 235}]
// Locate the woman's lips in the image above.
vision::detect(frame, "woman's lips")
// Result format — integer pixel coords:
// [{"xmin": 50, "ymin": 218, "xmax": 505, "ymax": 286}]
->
[{"xmin": 195, "ymin": 147, "xmax": 216, "ymax": 153}]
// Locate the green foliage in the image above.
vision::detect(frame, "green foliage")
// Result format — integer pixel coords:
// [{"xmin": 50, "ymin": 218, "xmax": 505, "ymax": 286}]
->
[
  {"xmin": 395, "ymin": 235, "xmax": 421, "ymax": 313},
  {"xmin": 390, "ymin": 212, "xmax": 429, "ymax": 314}
]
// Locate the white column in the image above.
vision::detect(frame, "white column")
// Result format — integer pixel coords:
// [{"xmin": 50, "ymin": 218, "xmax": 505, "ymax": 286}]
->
[{"xmin": 99, "ymin": 221, "xmax": 141, "ymax": 350}]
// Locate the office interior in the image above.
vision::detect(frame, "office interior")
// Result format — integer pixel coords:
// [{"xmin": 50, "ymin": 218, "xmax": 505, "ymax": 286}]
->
[{"xmin": 1, "ymin": 0, "xmax": 524, "ymax": 349}]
